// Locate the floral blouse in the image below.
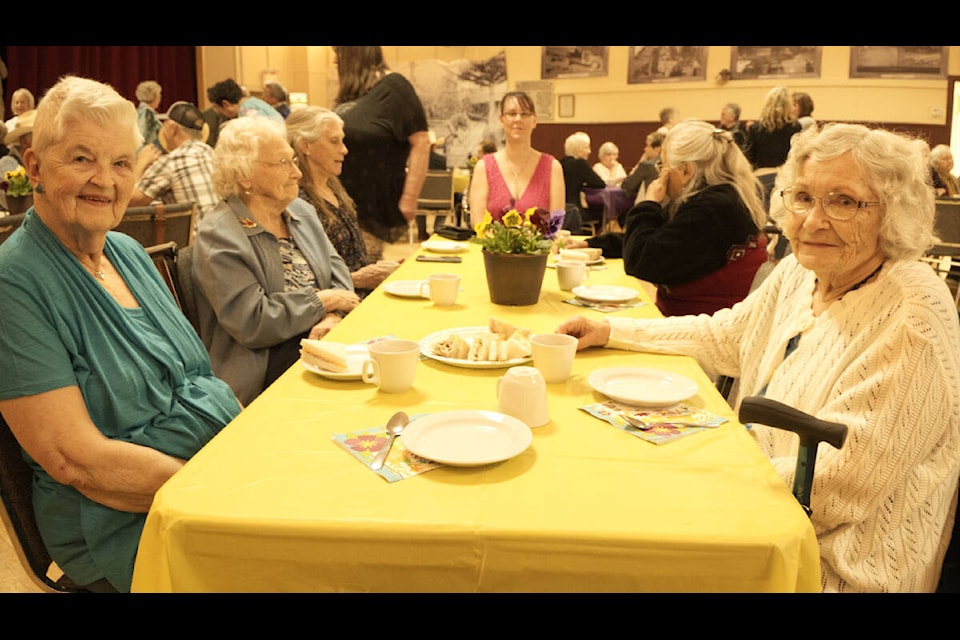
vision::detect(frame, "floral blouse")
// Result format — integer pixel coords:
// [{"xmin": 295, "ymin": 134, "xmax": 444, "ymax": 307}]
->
[{"xmin": 298, "ymin": 187, "xmax": 374, "ymax": 298}]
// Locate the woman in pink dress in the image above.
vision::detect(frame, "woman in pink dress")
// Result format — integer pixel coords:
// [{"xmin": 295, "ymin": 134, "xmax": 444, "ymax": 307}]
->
[{"xmin": 468, "ymin": 91, "xmax": 564, "ymax": 219}]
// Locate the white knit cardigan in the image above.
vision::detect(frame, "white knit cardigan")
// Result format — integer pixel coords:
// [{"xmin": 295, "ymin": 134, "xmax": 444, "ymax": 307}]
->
[{"xmin": 607, "ymin": 255, "xmax": 960, "ymax": 592}]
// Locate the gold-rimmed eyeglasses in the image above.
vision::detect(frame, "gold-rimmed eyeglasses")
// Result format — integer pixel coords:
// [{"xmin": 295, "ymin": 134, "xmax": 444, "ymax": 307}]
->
[
  {"xmin": 256, "ymin": 157, "xmax": 300, "ymax": 170},
  {"xmin": 780, "ymin": 187, "xmax": 880, "ymax": 221}
]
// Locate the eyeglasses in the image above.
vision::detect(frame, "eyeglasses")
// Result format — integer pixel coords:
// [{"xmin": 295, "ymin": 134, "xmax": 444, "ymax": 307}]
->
[
  {"xmin": 780, "ymin": 187, "xmax": 880, "ymax": 221},
  {"xmin": 257, "ymin": 156, "xmax": 300, "ymax": 170},
  {"xmin": 502, "ymin": 111, "xmax": 534, "ymax": 120}
]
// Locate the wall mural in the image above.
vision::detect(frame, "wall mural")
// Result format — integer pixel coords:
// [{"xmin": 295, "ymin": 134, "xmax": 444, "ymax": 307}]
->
[
  {"xmin": 849, "ymin": 46, "xmax": 948, "ymax": 79},
  {"xmin": 730, "ymin": 46, "xmax": 822, "ymax": 80},
  {"xmin": 541, "ymin": 47, "xmax": 608, "ymax": 79},
  {"xmin": 396, "ymin": 51, "xmax": 508, "ymax": 169},
  {"xmin": 627, "ymin": 47, "xmax": 708, "ymax": 84}
]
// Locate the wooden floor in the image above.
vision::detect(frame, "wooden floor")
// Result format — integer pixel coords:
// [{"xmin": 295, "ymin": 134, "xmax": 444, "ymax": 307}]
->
[{"xmin": 0, "ymin": 234, "xmax": 653, "ymax": 593}]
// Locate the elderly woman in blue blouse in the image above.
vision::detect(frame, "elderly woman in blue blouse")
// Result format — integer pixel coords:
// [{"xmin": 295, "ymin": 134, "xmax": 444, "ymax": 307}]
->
[
  {"xmin": 558, "ymin": 123, "xmax": 960, "ymax": 592},
  {"xmin": 194, "ymin": 116, "xmax": 359, "ymax": 406},
  {"xmin": 0, "ymin": 76, "xmax": 241, "ymax": 593}
]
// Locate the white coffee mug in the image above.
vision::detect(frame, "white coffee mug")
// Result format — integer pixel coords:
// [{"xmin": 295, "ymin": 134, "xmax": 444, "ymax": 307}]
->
[
  {"xmin": 420, "ymin": 273, "xmax": 460, "ymax": 306},
  {"xmin": 361, "ymin": 339, "xmax": 420, "ymax": 393},
  {"xmin": 530, "ymin": 333, "xmax": 578, "ymax": 384},
  {"xmin": 556, "ymin": 260, "xmax": 588, "ymax": 291},
  {"xmin": 496, "ymin": 366, "xmax": 550, "ymax": 428}
]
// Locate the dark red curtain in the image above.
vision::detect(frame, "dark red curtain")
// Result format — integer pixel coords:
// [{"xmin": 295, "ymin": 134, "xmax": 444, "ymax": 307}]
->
[{"xmin": 3, "ymin": 46, "xmax": 197, "ymax": 116}]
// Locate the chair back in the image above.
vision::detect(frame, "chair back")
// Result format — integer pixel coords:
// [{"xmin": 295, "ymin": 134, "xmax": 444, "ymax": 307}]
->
[
  {"xmin": 417, "ymin": 170, "xmax": 455, "ymax": 215},
  {"xmin": 175, "ymin": 244, "xmax": 201, "ymax": 334},
  {"xmin": 934, "ymin": 199, "xmax": 960, "ymax": 246},
  {"xmin": 115, "ymin": 202, "xmax": 195, "ymax": 248},
  {"xmin": 0, "ymin": 213, "xmax": 26, "ymax": 246},
  {"xmin": 145, "ymin": 241, "xmax": 181, "ymax": 309},
  {"xmin": 0, "ymin": 412, "xmax": 83, "ymax": 592}
]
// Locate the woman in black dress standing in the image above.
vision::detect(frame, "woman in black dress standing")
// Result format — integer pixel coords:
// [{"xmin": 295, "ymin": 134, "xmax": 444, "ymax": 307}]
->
[{"xmin": 332, "ymin": 46, "xmax": 430, "ymax": 260}]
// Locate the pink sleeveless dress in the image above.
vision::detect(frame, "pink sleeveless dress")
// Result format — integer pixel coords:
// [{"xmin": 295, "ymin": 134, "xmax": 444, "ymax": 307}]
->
[{"xmin": 484, "ymin": 153, "xmax": 555, "ymax": 215}]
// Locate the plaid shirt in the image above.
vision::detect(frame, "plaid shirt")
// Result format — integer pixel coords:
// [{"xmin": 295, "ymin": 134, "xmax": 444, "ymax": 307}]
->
[{"xmin": 136, "ymin": 140, "xmax": 220, "ymax": 227}]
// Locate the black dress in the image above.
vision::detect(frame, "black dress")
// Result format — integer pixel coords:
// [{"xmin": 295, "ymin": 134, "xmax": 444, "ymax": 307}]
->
[{"xmin": 336, "ymin": 73, "xmax": 429, "ymax": 243}]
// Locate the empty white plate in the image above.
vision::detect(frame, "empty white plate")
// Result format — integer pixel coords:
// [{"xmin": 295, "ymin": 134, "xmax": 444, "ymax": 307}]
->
[
  {"xmin": 400, "ymin": 410, "xmax": 533, "ymax": 466},
  {"xmin": 587, "ymin": 367, "xmax": 699, "ymax": 407},
  {"xmin": 571, "ymin": 285, "xmax": 639, "ymax": 303},
  {"xmin": 383, "ymin": 280, "xmax": 428, "ymax": 298},
  {"xmin": 300, "ymin": 344, "xmax": 370, "ymax": 380},
  {"xmin": 421, "ymin": 240, "xmax": 469, "ymax": 254}
]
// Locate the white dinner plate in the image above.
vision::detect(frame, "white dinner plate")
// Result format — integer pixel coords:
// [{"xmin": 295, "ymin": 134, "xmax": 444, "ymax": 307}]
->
[
  {"xmin": 571, "ymin": 285, "xmax": 639, "ymax": 303},
  {"xmin": 400, "ymin": 410, "xmax": 533, "ymax": 466},
  {"xmin": 383, "ymin": 279, "xmax": 428, "ymax": 299},
  {"xmin": 587, "ymin": 367, "xmax": 699, "ymax": 407},
  {"xmin": 420, "ymin": 327, "xmax": 533, "ymax": 369},
  {"xmin": 300, "ymin": 344, "xmax": 370, "ymax": 380},
  {"xmin": 421, "ymin": 240, "xmax": 469, "ymax": 254}
]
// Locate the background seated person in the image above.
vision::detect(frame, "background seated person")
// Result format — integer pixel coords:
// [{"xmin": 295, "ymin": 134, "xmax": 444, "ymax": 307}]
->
[
  {"xmin": 560, "ymin": 131, "xmax": 605, "ymax": 232},
  {"xmin": 557, "ymin": 122, "xmax": 960, "ymax": 592},
  {"xmin": 593, "ymin": 141, "xmax": 627, "ymax": 187},
  {"xmin": 621, "ymin": 120, "xmax": 768, "ymax": 317},
  {"xmin": 621, "ymin": 130, "xmax": 664, "ymax": 202}
]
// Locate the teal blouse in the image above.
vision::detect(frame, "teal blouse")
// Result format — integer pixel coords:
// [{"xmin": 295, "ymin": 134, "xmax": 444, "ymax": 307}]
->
[{"xmin": 0, "ymin": 210, "xmax": 241, "ymax": 592}]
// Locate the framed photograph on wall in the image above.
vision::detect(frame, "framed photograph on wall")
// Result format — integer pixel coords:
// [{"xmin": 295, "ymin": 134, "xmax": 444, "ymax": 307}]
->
[
  {"xmin": 850, "ymin": 46, "xmax": 948, "ymax": 78},
  {"xmin": 627, "ymin": 47, "xmax": 708, "ymax": 84},
  {"xmin": 558, "ymin": 94, "xmax": 575, "ymax": 118},
  {"xmin": 731, "ymin": 46, "xmax": 821, "ymax": 79},
  {"xmin": 541, "ymin": 47, "xmax": 608, "ymax": 79}
]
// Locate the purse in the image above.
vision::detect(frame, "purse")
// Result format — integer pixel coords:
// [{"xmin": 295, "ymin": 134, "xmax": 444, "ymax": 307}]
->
[{"xmin": 435, "ymin": 225, "xmax": 475, "ymax": 241}]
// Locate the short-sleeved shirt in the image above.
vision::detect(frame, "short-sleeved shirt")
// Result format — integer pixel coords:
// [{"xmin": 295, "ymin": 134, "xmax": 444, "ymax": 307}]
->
[
  {"xmin": 336, "ymin": 73, "xmax": 429, "ymax": 242},
  {"xmin": 0, "ymin": 211, "xmax": 241, "ymax": 591},
  {"xmin": 135, "ymin": 139, "xmax": 220, "ymax": 226}
]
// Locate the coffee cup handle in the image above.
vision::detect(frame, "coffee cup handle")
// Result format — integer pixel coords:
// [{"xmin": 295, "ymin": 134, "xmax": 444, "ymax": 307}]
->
[
  {"xmin": 361, "ymin": 359, "xmax": 380, "ymax": 385},
  {"xmin": 419, "ymin": 282, "xmax": 431, "ymax": 299}
]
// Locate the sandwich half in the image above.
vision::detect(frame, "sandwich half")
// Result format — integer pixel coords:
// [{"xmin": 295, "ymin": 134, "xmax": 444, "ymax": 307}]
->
[{"xmin": 300, "ymin": 339, "xmax": 349, "ymax": 373}]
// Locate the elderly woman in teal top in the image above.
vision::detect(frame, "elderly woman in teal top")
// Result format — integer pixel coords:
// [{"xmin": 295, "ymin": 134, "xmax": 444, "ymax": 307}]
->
[{"xmin": 0, "ymin": 76, "xmax": 241, "ymax": 593}]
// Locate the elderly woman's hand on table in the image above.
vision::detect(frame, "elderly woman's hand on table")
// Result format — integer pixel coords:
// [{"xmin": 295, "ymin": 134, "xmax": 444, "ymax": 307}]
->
[
  {"xmin": 316, "ymin": 287, "xmax": 360, "ymax": 315},
  {"xmin": 556, "ymin": 316, "xmax": 611, "ymax": 351}
]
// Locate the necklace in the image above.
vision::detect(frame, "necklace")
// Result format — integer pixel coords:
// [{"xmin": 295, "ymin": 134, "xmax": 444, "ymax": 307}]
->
[
  {"xmin": 817, "ymin": 262, "xmax": 883, "ymax": 303},
  {"xmin": 94, "ymin": 268, "xmax": 105, "ymax": 280},
  {"xmin": 504, "ymin": 149, "xmax": 532, "ymax": 202}
]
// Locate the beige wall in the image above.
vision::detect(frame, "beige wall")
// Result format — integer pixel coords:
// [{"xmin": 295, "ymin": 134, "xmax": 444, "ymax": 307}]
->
[{"xmin": 198, "ymin": 46, "xmax": 960, "ymax": 126}]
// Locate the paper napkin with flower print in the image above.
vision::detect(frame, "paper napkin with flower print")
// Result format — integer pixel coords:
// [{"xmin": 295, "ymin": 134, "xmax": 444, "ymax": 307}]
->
[
  {"xmin": 332, "ymin": 414, "xmax": 442, "ymax": 482},
  {"xmin": 580, "ymin": 401, "xmax": 728, "ymax": 445}
]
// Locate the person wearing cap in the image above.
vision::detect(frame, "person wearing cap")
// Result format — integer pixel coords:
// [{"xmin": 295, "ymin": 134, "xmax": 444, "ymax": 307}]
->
[
  {"xmin": 128, "ymin": 101, "xmax": 219, "ymax": 232},
  {"xmin": 262, "ymin": 81, "xmax": 291, "ymax": 119}
]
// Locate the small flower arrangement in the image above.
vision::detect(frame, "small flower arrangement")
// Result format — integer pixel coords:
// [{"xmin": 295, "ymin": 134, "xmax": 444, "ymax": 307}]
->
[
  {"xmin": 472, "ymin": 206, "xmax": 565, "ymax": 255},
  {"xmin": 0, "ymin": 167, "xmax": 32, "ymax": 197}
]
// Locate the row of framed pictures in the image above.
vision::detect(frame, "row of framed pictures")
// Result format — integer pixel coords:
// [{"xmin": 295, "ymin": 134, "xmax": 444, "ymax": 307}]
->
[{"xmin": 541, "ymin": 47, "xmax": 950, "ymax": 83}]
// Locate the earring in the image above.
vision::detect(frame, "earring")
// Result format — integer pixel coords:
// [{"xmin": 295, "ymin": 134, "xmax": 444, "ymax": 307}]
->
[{"xmin": 34, "ymin": 183, "xmax": 44, "ymax": 194}]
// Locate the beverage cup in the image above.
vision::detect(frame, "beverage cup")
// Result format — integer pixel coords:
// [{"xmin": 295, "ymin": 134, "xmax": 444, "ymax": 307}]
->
[
  {"xmin": 496, "ymin": 366, "xmax": 550, "ymax": 428},
  {"xmin": 361, "ymin": 339, "xmax": 420, "ymax": 393},
  {"xmin": 420, "ymin": 273, "xmax": 460, "ymax": 306},
  {"xmin": 555, "ymin": 260, "xmax": 588, "ymax": 291},
  {"xmin": 529, "ymin": 333, "xmax": 579, "ymax": 384}
]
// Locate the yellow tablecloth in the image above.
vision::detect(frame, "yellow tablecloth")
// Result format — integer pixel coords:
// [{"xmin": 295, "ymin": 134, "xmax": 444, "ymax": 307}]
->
[{"xmin": 131, "ymin": 240, "xmax": 820, "ymax": 592}]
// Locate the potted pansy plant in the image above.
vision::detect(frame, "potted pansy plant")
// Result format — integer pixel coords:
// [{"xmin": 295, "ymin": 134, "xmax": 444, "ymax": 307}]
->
[
  {"xmin": 472, "ymin": 206, "xmax": 565, "ymax": 305},
  {"xmin": 1, "ymin": 166, "xmax": 34, "ymax": 215}
]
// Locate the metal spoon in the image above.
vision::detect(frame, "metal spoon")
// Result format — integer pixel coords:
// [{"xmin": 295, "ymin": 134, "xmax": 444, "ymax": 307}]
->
[{"xmin": 370, "ymin": 411, "xmax": 410, "ymax": 470}]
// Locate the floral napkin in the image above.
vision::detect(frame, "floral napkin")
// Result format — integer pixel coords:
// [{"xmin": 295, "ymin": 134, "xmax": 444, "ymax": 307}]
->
[
  {"xmin": 332, "ymin": 414, "xmax": 443, "ymax": 482},
  {"xmin": 563, "ymin": 298, "xmax": 646, "ymax": 313},
  {"xmin": 580, "ymin": 401, "xmax": 728, "ymax": 444}
]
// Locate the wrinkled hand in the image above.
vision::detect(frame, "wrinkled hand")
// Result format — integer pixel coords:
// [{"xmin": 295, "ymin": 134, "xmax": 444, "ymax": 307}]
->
[
  {"xmin": 316, "ymin": 288, "xmax": 361, "ymax": 314},
  {"xmin": 565, "ymin": 238, "xmax": 589, "ymax": 250},
  {"xmin": 644, "ymin": 172, "xmax": 668, "ymax": 203},
  {"xmin": 399, "ymin": 194, "xmax": 418, "ymax": 221},
  {"xmin": 309, "ymin": 314, "xmax": 341, "ymax": 340},
  {"xmin": 556, "ymin": 315, "xmax": 611, "ymax": 351},
  {"xmin": 352, "ymin": 263, "xmax": 393, "ymax": 291}
]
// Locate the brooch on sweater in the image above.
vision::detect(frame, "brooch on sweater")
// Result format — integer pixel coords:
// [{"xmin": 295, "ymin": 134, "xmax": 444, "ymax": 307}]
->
[{"xmin": 238, "ymin": 217, "xmax": 259, "ymax": 229}]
